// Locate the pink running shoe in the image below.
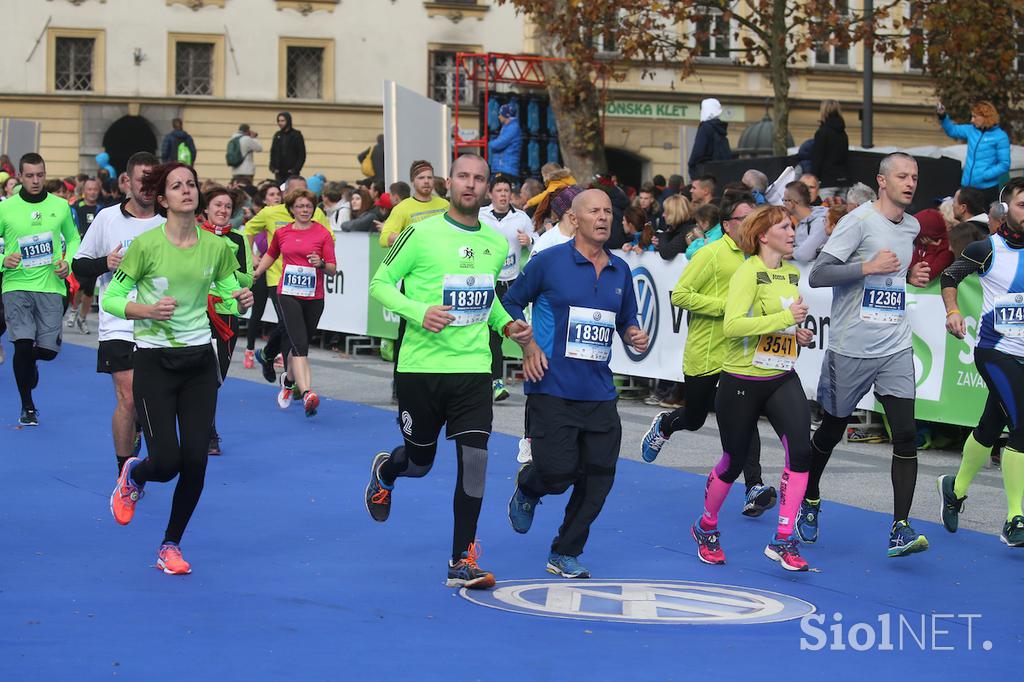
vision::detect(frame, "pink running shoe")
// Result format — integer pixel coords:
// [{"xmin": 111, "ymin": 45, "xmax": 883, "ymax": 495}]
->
[
  {"xmin": 764, "ymin": 534, "xmax": 810, "ymax": 572},
  {"xmin": 110, "ymin": 457, "xmax": 144, "ymax": 525},
  {"xmin": 691, "ymin": 522, "xmax": 726, "ymax": 565},
  {"xmin": 157, "ymin": 543, "xmax": 192, "ymax": 575}
]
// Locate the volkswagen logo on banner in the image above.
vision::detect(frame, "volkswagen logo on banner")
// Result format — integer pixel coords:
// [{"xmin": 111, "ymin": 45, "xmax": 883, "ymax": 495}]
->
[
  {"xmin": 460, "ymin": 579, "xmax": 815, "ymax": 625},
  {"xmin": 625, "ymin": 267, "xmax": 657, "ymax": 361}
]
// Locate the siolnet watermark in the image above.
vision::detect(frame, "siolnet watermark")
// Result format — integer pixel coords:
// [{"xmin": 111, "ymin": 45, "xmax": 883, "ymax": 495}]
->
[{"xmin": 799, "ymin": 612, "xmax": 992, "ymax": 652}]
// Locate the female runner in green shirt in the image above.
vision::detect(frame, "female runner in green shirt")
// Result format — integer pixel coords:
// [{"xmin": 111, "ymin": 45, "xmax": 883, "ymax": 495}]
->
[
  {"xmin": 688, "ymin": 205, "xmax": 815, "ymax": 573},
  {"xmin": 104, "ymin": 162, "xmax": 253, "ymax": 575}
]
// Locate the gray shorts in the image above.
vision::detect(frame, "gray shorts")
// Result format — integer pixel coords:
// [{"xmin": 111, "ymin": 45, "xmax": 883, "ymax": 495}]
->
[
  {"xmin": 816, "ymin": 348, "xmax": 915, "ymax": 418},
  {"xmin": 3, "ymin": 290, "xmax": 64, "ymax": 352}
]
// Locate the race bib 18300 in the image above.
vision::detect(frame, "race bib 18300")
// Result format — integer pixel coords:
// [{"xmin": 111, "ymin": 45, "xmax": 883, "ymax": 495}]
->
[
  {"xmin": 442, "ymin": 273, "xmax": 494, "ymax": 326},
  {"xmin": 994, "ymin": 293, "xmax": 1024, "ymax": 338},
  {"xmin": 565, "ymin": 306, "xmax": 616, "ymax": 361},
  {"xmin": 18, "ymin": 232, "xmax": 54, "ymax": 268},
  {"xmin": 280, "ymin": 264, "xmax": 317, "ymax": 298},
  {"xmin": 860, "ymin": 275, "xmax": 905, "ymax": 324}
]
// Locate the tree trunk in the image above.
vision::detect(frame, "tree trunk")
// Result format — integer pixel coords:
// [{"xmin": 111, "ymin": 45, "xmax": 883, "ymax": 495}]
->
[
  {"xmin": 769, "ymin": 0, "xmax": 791, "ymax": 156},
  {"xmin": 537, "ymin": 25, "xmax": 606, "ymax": 181}
]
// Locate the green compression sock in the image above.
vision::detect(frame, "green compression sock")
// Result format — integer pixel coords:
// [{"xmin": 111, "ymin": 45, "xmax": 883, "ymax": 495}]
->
[
  {"xmin": 1002, "ymin": 446, "xmax": 1024, "ymax": 522},
  {"xmin": 953, "ymin": 433, "xmax": 990, "ymax": 499}
]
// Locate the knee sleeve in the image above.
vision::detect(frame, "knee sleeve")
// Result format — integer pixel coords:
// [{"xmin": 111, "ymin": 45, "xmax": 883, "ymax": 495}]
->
[
  {"xmin": 397, "ymin": 443, "xmax": 436, "ymax": 478},
  {"xmin": 458, "ymin": 444, "xmax": 488, "ymax": 498},
  {"xmin": 812, "ymin": 412, "xmax": 848, "ymax": 453}
]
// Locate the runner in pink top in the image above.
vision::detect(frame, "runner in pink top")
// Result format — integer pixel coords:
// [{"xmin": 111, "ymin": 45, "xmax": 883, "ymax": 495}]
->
[{"xmin": 253, "ymin": 189, "xmax": 336, "ymax": 417}]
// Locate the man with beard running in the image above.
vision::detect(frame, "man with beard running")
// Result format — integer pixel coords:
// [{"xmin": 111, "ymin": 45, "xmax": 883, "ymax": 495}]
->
[
  {"xmin": 73, "ymin": 152, "xmax": 162, "ymax": 471},
  {"xmin": 363, "ymin": 154, "xmax": 533, "ymax": 589}
]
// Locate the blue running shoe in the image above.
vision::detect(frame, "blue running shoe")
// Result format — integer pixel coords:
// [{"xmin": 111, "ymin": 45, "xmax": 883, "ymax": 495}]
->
[
  {"xmin": 254, "ymin": 348, "xmax": 276, "ymax": 383},
  {"xmin": 764, "ymin": 534, "xmax": 809, "ymax": 571},
  {"xmin": 446, "ymin": 542, "xmax": 495, "ymax": 589},
  {"xmin": 888, "ymin": 520, "xmax": 929, "ymax": 557},
  {"xmin": 741, "ymin": 483, "xmax": 777, "ymax": 517},
  {"xmin": 796, "ymin": 499, "xmax": 820, "ymax": 544},
  {"xmin": 364, "ymin": 452, "xmax": 393, "ymax": 523},
  {"xmin": 508, "ymin": 465, "xmax": 540, "ymax": 534},
  {"xmin": 1000, "ymin": 516, "xmax": 1024, "ymax": 547},
  {"xmin": 641, "ymin": 411, "xmax": 670, "ymax": 463},
  {"xmin": 546, "ymin": 553, "xmax": 590, "ymax": 579},
  {"xmin": 936, "ymin": 474, "xmax": 965, "ymax": 533}
]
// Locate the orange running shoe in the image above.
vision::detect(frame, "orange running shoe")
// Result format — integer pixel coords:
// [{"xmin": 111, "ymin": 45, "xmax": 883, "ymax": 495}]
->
[
  {"xmin": 110, "ymin": 457, "xmax": 144, "ymax": 525},
  {"xmin": 303, "ymin": 391, "xmax": 320, "ymax": 418},
  {"xmin": 243, "ymin": 349, "xmax": 255, "ymax": 369},
  {"xmin": 446, "ymin": 541, "xmax": 495, "ymax": 589},
  {"xmin": 157, "ymin": 543, "xmax": 192, "ymax": 575}
]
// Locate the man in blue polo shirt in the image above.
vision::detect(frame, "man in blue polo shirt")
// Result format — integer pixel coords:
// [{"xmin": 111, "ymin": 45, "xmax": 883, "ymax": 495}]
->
[{"xmin": 502, "ymin": 188, "xmax": 648, "ymax": 579}]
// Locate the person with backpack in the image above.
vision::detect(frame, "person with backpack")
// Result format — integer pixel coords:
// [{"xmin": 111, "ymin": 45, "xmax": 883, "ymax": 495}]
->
[
  {"xmin": 357, "ymin": 134, "xmax": 385, "ymax": 182},
  {"xmin": 160, "ymin": 118, "xmax": 197, "ymax": 166},
  {"xmin": 227, "ymin": 124, "xmax": 263, "ymax": 184}
]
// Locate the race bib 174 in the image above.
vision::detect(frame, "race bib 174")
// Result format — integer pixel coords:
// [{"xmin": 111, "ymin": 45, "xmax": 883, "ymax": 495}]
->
[{"xmin": 994, "ymin": 292, "xmax": 1024, "ymax": 338}]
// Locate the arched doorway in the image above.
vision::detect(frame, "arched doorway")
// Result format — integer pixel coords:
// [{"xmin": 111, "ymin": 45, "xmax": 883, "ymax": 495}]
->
[
  {"xmin": 101, "ymin": 116, "xmax": 157, "ymax": 175},
  {"xmin": 605, "ymin": 147, "xmax": 648, "ymax": 191}
]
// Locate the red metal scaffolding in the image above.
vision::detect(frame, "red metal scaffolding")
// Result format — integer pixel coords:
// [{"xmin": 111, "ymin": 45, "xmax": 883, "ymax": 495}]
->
[{"xmin": 452, "ymin": 52, "xmax": 568, "ymax": 158}]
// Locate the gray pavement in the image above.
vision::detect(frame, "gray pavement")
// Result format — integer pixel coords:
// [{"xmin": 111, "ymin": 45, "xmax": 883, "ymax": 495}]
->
[{"xmin": 63, "ymin": 319, "xmax": 1012, "ymax": 537}]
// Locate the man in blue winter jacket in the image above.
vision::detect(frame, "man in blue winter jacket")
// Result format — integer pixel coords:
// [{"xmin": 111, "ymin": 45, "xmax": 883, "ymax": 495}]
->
[{"xmin": 489, "ymin": 103, "xmax": 523, "ymax": 185}]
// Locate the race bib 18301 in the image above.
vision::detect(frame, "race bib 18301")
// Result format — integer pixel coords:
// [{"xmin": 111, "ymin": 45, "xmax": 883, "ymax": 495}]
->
[
  {"xmin": 860, "ymin": 275, "xmax": 905, "ymax": 324},
  {"xmin": 442, "ymin": 273, "xmax": 494, "ymax": 326},
  {"xmin": 565, "ymin": 306, "xmax": 616, "ymax": 361},
  {"xmin": 18, "ymin": 232, "xmax": 54, "ymax": 268},
  {"xmin": 280, "ymin": 264, "xmax": 317, "ymax": 298},
  {"xmin": 994, "ymin": 293, "xmax": 1024, "ymax": 338}
]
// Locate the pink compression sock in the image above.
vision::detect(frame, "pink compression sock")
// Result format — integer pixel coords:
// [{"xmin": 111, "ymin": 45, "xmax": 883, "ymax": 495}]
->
[
  {"xmin": 776, "ymin": 468, "xmax": 809, "ymax": 538},
  {"xmin": 701, "ymin": 467, "xmax": 733, "ymax": 530}
]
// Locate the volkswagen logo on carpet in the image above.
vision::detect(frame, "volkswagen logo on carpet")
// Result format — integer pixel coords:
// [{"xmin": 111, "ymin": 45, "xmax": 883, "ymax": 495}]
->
[{"xmin": 459, "ymin": 579, "xmax": 815, "ymax": 625}]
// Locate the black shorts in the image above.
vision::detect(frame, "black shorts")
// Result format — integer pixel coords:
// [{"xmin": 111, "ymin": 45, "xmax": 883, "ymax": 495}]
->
[
  {"xmin": 395, "ymin": 372, "xmax": 492, "ymax": 446},
  {"xmin": 77, "ymin": 275, "xmax": 98, "ymax": 297},
  {"xmin": 97, "ymin": 339, "xmax": 135, "ymax": 374}
]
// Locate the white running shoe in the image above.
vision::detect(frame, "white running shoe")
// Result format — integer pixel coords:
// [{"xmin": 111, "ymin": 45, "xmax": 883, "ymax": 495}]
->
[
  {"xmin": 517, "ymin": 438, "xmax": 532, "ymax": 464},
  {"xmin": 277, "ymin": 372, "xmax": 294, "ymax": 409}
]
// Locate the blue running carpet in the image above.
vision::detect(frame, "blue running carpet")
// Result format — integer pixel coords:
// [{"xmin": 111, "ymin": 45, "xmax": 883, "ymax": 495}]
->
[{"xmin": 0, "ymin": 341, "xmax": 1019, "ymax": 680}]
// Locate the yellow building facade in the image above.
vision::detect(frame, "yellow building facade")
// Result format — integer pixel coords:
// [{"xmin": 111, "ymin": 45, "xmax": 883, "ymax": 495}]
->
[{"xmin": 2, "ymin": 1, "xmax": 958, "ymax": 185}]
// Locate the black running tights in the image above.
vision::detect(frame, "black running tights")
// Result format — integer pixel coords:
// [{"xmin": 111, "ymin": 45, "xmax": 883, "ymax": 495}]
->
[
  {"xmin": 808, "ymin": 394, "xmax": 917, "ymax": 522},
  {"xmin": 130, "ymin": 346, "xmax": 218, "ymax": 545}
]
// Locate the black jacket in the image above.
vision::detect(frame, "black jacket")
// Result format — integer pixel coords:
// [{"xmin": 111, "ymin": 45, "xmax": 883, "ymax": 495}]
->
[
  {"xmin": 688, "ymin": 118, "xmax": 731, "ymax": 177},
  {"xmin": 270, "ymin": 112, "xmax": 306, "ymax": 176},
  {"xmin": 811, "ymin": 113, "xmax": 849, "ymax": 187}
]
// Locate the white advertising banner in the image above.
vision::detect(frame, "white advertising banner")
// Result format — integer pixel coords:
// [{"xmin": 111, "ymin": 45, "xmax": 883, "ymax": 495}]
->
[
  {"xmin": 250, "ymin": 232, "xmax": 369, "ymax": 335},
  {"xmin": 608, "ymin": 250, "xmax": 946, "ymax": 412}
]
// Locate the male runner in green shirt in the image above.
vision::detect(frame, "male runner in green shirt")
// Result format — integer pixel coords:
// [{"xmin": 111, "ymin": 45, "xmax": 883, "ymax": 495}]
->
[
  {"xmin": 0, "ymin": 153, "xmax": 80, "ymax": 425},
  {"xmin": 363, "ymin": 154, "xmax": 533, "ymax": 589}
]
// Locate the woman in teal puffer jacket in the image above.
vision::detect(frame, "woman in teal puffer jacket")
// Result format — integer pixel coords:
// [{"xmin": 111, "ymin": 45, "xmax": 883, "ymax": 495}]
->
[{"xmin": 937, "ymin": 100, "xmax": 1011, "ymax": 204}]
